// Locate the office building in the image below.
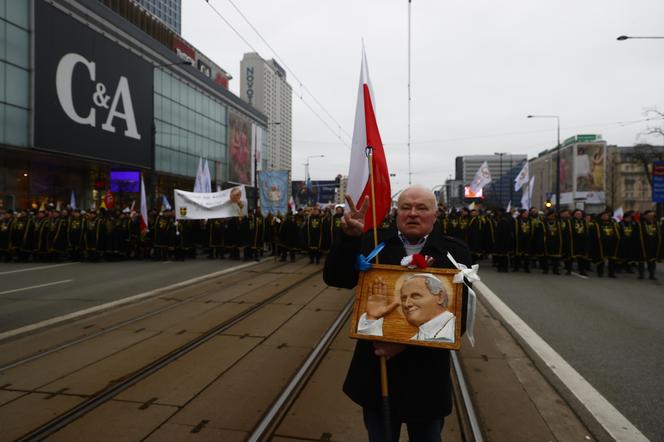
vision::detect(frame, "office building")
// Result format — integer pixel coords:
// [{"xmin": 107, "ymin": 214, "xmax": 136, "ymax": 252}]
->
[
  {"xmin": 240, "ymin": 53, "xmax": 293, "ymax": 172},
  {"xmin": 133, "ymin": 0, "xmax": 181, "ymax": 35},
  {"xmin": 0, "ymin": 0, "xmax": 266, "ymax": 211}
]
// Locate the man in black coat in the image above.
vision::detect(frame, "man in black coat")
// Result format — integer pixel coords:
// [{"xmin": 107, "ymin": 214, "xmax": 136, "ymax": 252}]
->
[{"xmin": 323, "ymin": 185, "xmax": 471, "ymax": 442}]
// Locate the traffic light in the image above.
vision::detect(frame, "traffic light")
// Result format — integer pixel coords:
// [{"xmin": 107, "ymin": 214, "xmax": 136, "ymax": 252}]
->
[{"xmin": 545, "ymin": 200, "xmax": 552, "ymax": 209}]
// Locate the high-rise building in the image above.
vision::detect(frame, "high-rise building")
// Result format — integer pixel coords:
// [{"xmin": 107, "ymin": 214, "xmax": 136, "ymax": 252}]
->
[
  {"xmin": 133, "ymin": 0, "xmax": 181, "ymax": 35},
  {"xmin": 240, "ymin": 53, "xmax": 293, "ymax": 173}
]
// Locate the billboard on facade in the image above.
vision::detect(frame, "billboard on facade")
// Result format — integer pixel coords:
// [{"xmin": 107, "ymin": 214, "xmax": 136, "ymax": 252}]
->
[
  {"xmin": 575, "ymin": 144, "xmax": 605, "ymax": 192},
  {"xmin": 292, "ymin": 180, "xmax": 336, "ymax": 207},
  {"xmin": 228, "ymin": 113, "xmax": 253, "ymax": 185},
  {"xmin": 559, "ymin": 145, "xmax": 574, "ymax": 194},
  {"xmin": 34, "ymin": 0, "xmax": 153, "ymax": 167}
]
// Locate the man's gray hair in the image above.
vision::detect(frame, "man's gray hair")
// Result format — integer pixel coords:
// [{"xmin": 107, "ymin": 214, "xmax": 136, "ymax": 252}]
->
[
  {"xmin": 397, "ymin": 185, "xmax": 437, "ymax": 209},
  {"xmin": 404, "ymin": 273, "xmax": 448, "ymax": 308}
]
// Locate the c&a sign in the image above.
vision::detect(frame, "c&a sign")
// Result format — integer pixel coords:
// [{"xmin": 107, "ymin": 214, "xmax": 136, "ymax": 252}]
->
[{"xmin": 34, "ymin": 0, "xmax": 153, "ymax": 167}]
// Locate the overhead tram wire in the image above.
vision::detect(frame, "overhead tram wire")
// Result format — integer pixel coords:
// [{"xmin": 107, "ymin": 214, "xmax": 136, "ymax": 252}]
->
[
  {"xmin": 222, "ymin": 0, "xmax": 352, "ymax": 142},
  {"xmin": 202, "ymin": 0, "xmax": 351, "ymax": 148}
]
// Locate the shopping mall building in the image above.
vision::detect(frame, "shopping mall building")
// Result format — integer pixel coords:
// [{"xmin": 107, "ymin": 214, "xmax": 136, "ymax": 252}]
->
[{"xmin": 0, "ymin": 0, "xmax": 267, "ymax": 211}]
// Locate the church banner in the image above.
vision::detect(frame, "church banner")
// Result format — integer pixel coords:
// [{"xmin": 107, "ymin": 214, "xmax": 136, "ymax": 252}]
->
[
  {"xmin": 258, "ymin": 170, "xmax": 289, "ymax": 215},
  {"xmin": 174, "ymin": 186, "xmax": 247, "ymax": 220}
]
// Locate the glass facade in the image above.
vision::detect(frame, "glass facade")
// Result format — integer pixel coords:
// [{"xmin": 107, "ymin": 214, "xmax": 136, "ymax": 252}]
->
[
  {"xmin": 153, "ymin": 68, "xmax": 228, "ymax": 183},
  {"xmin": 0, "ymin": 0, "xmax": 30, "ymax": 147}
]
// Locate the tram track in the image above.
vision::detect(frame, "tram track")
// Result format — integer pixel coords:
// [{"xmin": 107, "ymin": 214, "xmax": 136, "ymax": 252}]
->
[
  {"xmin": 0, "ymin": 259, "xmax": 293, "ymax": 372},
  {"xmin": 14, "ymin": 260, "xmax": 325, "ymax": 441}
]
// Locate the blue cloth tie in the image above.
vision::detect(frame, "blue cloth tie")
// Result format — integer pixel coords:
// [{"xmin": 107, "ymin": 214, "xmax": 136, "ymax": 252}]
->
[{"xmin": 356, "ymin": 242, "xmax": 385, "ymax": 271}]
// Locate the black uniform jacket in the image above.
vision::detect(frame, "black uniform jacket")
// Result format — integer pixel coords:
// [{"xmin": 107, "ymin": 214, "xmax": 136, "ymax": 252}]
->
[{"xmin": 323, "ymin": 222, "xmax": 472, "ymax": 421}]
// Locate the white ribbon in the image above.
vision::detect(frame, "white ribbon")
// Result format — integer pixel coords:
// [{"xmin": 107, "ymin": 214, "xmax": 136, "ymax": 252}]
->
[{"xmin": 447, "ymin": 252, "xmax": 479, "ymax": 346}]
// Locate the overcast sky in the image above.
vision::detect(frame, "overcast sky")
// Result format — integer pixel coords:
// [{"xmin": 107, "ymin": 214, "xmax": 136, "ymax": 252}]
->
[{"xmin": 182, "ymin": 0, "xmax": 664, "ymax": 191}]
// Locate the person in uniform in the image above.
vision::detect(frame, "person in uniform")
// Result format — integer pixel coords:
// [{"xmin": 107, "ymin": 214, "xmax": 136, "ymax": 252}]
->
[
  {"xmin": 66, "ymin": 208, "xmax": 85, "ymax": 260},
  {"xmin": 591, "ymin": 210, "xmax": 620, "ymax": 278},
  {"xmin": 466, "ymin": 208, "xmax": 485, "ymax": 263},
  {"xmin": 252, "ymin": 207, "xmax": 266, "ymax": 261},
  {"xmin": 305, "ymin": 205, "xmax": 323, "ymax": 264},
  {"xmin": 35, "ymin": 209, "xmax": 50, "ymax": 261},
  {"xmin": 618, "ymin": 211, "xmax": 645, "ymax": 277},
  {"xmin": 567, "ymin": 209, "xmax": 590, "ymax": 276},
  {"xmin": 331, "ymin": 205, "xmax": 345, "ymax": 247},
  {"xmin": 640, "ymin": 210, "xmax": 661, "ymax": 280},
  {"xmin": 11, "ymin": 210, "xmax": 30, "ymax": 262},
  {"xmin": 206, "ymin": 218, "xmax": 225, "ymax": 259},
  {"xmin": 153, "ymin": 209, "xmax": 174, "ymax": 260},
  {"xmin": 279, "ymin": 211, "xmax": 299, "ymax": 262},
  {"xmin": 529, "ymin": 208, "xmax": 546, "ymax": 271},
  {"xmin": 492, "ymin": 208, "xmax": 514, "ymax": 273},
  {"xmin": 84, "ymin": 210, "xmax": 104, "ymax": 262},
  {"xmin": 323, "ymin": 185, "xmax": 472, "ymax": 442},
  {"xmin": 513, "ymin": 209, "xmax": 532, "ymax": 272},
  {"xmin": 542, "ymin": 209, "xmax": 563, "ymax": 274},
  {"xmin": 0, "ymin": 209, "xmax": 14, "ymax": 261}
]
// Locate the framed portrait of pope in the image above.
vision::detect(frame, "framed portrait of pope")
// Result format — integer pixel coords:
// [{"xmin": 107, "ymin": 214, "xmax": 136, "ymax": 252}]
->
[{"xmin": 351, "ymin": 265, "xmax": 464, "ymax": 350}]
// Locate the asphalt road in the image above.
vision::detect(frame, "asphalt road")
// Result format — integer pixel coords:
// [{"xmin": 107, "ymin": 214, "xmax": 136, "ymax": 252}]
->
[
  {"xmin": 0, "ymin": 256, "xmax": 266, "ymax": 334},
  {"xmin": 479, "ymin": 260, "xmax": 664, "ymax": 441}
]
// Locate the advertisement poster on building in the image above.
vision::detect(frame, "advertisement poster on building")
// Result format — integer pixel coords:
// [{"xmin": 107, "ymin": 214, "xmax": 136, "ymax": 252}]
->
[
  {"xmin": 228, "ymin": 113, "xmax": 252, "ymax": 185},
  {"xmin": 559, "ymin": 145, "xmax": 574, "ymax": 194},
  {"xmin": 575, "ymin": 144, "xmax": 605, "ymax": 192}
]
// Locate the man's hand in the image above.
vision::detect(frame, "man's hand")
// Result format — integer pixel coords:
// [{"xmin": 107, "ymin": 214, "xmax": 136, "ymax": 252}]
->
[
  {"xmin": 341, "ymin": 195, "xmax": 369, "ymax": 237},
  {"xmin": 365, "ymin": 277, "xmax": 399, "ymax": 320},
  {"xmin": 373, "ymin": 341, "xmax": 406, "ymax": 359}
]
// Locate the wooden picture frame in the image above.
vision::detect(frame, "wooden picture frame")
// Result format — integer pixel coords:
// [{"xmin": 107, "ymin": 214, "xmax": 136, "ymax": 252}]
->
[{"xmin": 351, "ymin": 264, "xmax": 464, "ymax": 350}]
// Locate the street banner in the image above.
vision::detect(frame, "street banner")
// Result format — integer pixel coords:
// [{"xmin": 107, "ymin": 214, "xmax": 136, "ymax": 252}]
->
[
  {"xmin": 258, "ymin": 170, "xmax": 289, "ymax": 215},
  {"xmin": 346, "ymin": 46, "xmax": 391, "ymax": 231},
  {"xmin": 469, "ymin": 161, "xmax": 492, "ymax": 194},
  {"xmin": 174, "ymin": 186, "xmax": 247, "ymax": 220},
  {"xmin": 653, "ymin": 162, "xmax": 664, "ymax": 203}
]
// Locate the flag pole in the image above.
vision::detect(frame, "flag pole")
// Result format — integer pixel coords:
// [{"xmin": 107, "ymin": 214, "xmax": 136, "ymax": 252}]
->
[{"xmin": 367, "ymin": 145, "xmax": 392, "ymax": 442}]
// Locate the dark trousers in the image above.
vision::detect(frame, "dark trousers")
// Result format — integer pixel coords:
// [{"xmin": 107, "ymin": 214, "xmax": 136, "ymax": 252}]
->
[
  {"xmin": 639, "ymin": 261, "xmax": 657, "ymax": 278},
  {"xmin": 542, "ymin": 256, "xmax": 560, "ymax": 274},
  {"xmin": 362, "ymin": 407, "xmax": 444, "ymax": 442},
  {"xmin": 597, "ymin": 259, "xmax": 617, "ymax": 277},
  {"xmin": 513, "ymin": 255, "xmax": 530, "ymax": 272}
]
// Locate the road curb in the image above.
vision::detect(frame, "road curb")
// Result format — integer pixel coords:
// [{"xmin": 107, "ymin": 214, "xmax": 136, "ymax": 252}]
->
[
  {"xmin": 0, "ymin": 259, "xmax": 267, "ymax": 343},
  {"xmin": 472, "ymin": 280, "xmax": 648, "ymax": 442}
]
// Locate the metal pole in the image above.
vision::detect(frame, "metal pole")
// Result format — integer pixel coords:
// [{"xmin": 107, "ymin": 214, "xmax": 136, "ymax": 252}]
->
[
  {"xmin": 407, "ymin": 0, "xmax": 412, "ymax": 186},
  {"xmin": 556, "ymin": 117, "xmax": 561, "ymax": 208},
  {"xmin": 499, "ymin": 154, "xmax": 503, "ymax": 207}
]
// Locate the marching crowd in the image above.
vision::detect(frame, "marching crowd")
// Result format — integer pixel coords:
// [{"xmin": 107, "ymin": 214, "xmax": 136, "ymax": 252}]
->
[
  {"xmin": 0, "ymin": 204, "xmax": 348, "ymax": 265},
  {"xmin": 1, "ymin": 203, "xmax": 662, "ymax": 280},
  {"xmin": 435, "ymin": 206, "xmax": 663, "ymax": 280}
]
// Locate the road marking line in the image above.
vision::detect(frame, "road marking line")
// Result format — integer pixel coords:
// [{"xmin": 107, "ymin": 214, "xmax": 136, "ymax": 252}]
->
[
  {"xmin": 474, "ymin": 280, "xmax": 648, "ymax": 442},
  {"xmin": 0, "ymin": 263, "xmax": 76, "ymax": 276},
  {"xmin": 0, "ymin": 280, "xmax": 73, "ymax": 295},
  {"xmin": 0, "ymin": 259, "xmax": 267, "ymax": 342},
  {"xmin": 571, "ymin": 272, "xmax": 589, "ymax": 280}
]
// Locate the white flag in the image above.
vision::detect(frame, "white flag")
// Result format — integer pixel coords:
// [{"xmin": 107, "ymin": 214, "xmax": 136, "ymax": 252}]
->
[
  {"xmin": 202, "ymin": 159, "xmax": 212, "ymax": 193},
  {"xmin": 514, "ymin": 161, "xmax": 529, "ymax": 192},
  {"xmin": 469, "ymin": 161, "xmax": 492, "ymax": 194},
  {"xmin": 162, "ymin": 195, "xmax": 172, "ymax": 211},
  {"xmin": 613, "ymin": 207, "xmax": 624, "ymax": 222},
  {"xmin": 506, "ymin": 200, "xmax": 511, "ymax": 214},
  {"xmin": 194, "ymin": 158, "xmax": 203, "ymax": 193},
  {"xmin": 520, "ymin": 186, "xmax": 530, "ymax": 210},
  {"xmin": 69, "ymin": 191, "xmax": 76, "ymax": 210},
  {"xmin": 140, "ymin": 175, "xmax": 148, "ymax": 234}
]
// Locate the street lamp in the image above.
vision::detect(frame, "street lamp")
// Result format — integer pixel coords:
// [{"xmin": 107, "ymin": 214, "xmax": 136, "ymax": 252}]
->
[
  {"xmin": 304, "ymin": 155, "xmax": 324, "ymax": 205},
  {"xmin": 617, "ymin": 35, "xmax": 664, "ymax": 40},
  {"xmin": 527, "ymin": 115, "xmax": 560, "ymax": 208}
]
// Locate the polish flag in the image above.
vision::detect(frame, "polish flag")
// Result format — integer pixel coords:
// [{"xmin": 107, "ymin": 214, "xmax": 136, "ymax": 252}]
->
[
  {"xmin": 140, "ymin": 175, "xmax": 149, "ymax": 234},
  {"xmin": 346, "ymin": 46, "xmax": 391, "ymax": 231}
]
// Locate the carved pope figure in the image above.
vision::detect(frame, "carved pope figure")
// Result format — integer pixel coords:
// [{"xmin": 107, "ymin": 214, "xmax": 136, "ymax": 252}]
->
[{"xmin": 358, "ymin": 273, "xmax": 456, "ymax": 342}]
